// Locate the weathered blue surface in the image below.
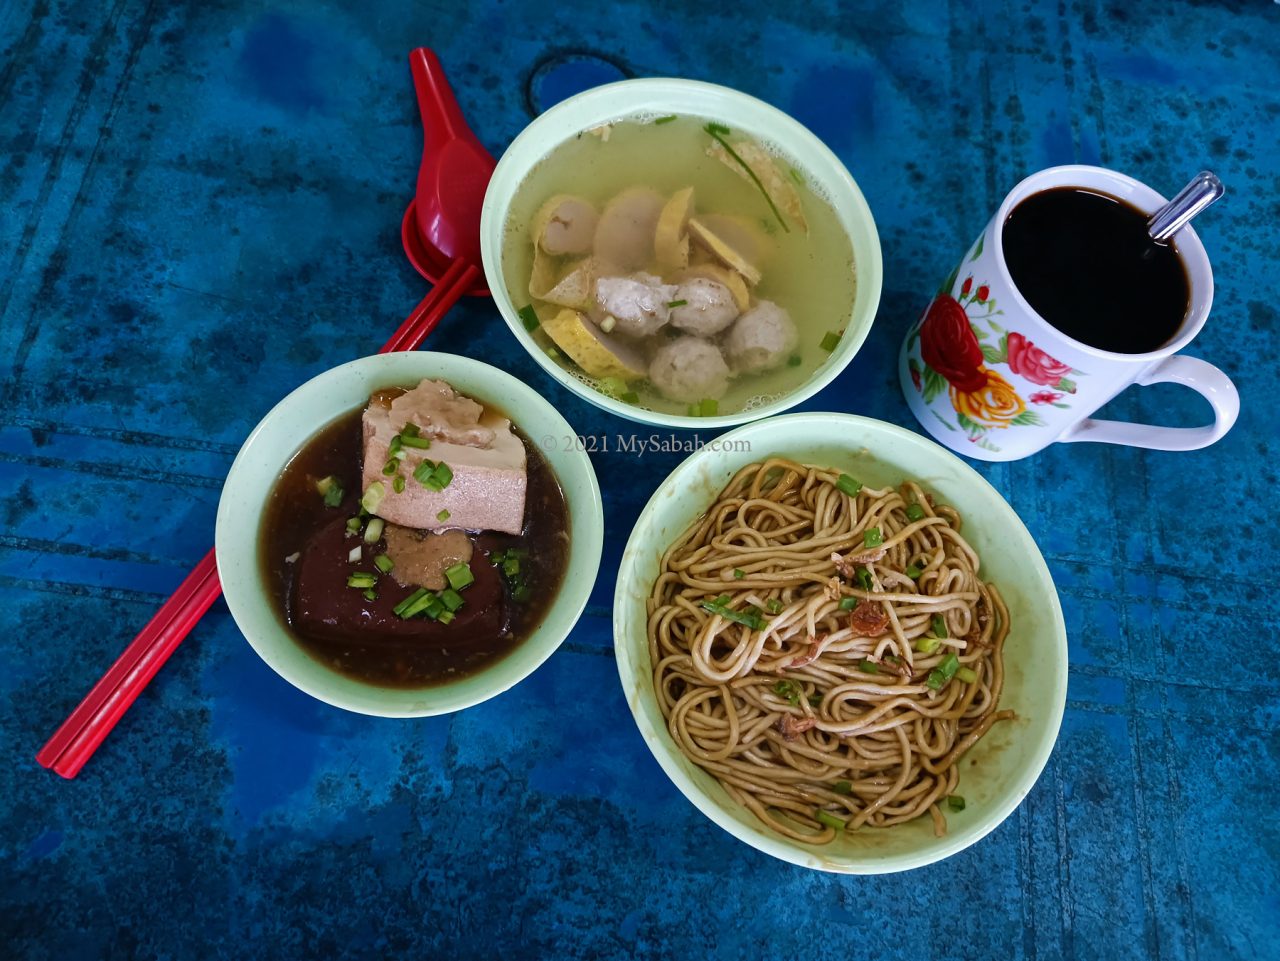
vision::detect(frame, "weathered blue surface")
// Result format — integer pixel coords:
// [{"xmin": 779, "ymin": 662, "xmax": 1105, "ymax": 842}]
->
[{"xmin": 2, "ymin": 1, "xmax": 1278, "ymax": 958}]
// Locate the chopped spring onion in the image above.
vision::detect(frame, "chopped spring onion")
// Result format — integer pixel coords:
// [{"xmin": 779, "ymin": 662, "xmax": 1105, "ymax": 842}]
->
[
  {"xmin": 904, "ymin": 562, "xmax": 924, "ymax": 579},
  {"xmin": 699, "ymin": 398, "xmax": 718, "ymax": 417},
  {"xmin": 437, "ymin": 610, "xmax": 455, "ymax": 625},
  {"xmin": 362, "ymin": 588, "xmax": 378, "ymax": 602},
  {"xmin": 863, "ymin": 527, "xmax": 883, "ymax": 548},
  {"xmin": 620, "ymin": 391, "xmax": 639, "ymax": 404},
  {"xmin": 373, "ymin": 554, "xmax": 394, "ymax": 574},
  {"xmin": 766, "ymin": 598, "xmax": 784, "ymax": 614},
  {"xmin": 701, "ymin": 599, "xmax": 766, "ymax": 631},
  {"xmin": 401, "ymin": 423, "xmax": 421, "ymax": 438},
  {"xmin": 392, "ymin": 449, "xmax": 408, "ymax": 461},
  {"xmin": 915, "ymin": 636, "xmax": 942, "ymax": 655},
  {"xmin": 392, "ymin": 475, "xmax": 406, "ymax": 494},
  {"xmin": 932, "ymin": 614, "xmax": 949, "ymax": 638},
  {"xmin": 839, "ymin": 596, "xmax": 859, "ymax": 611},
  {"xmin": 816, "ymin": 810, "xmax": 846, "ymax": 831},
  {"xmin": 412, "ymin": 460, "xmax": 435, "ymax": 486},
  {"xmin": 686, "ymin": 403, "xmax": 698, "ymax": 416},
  {"xmin": 858, "ymin": 658, "xmax": 880, "ymax": 674},
  {"xmin": 855, "ymin": 567, "xmax": 873, "ymax": 592},
  {"xmin": 492, "ymin": 548, "xmax": 528, "ymax": 603},
  {"xmin": 347, "ymin": 545, "xmax": 362, "ymax": 563},
  {"xmin": 705, "ymin": 121, "xmax": 731, "ymax": 135},
  {"xmin": 807, "ymin": 693, "xmax": 822, "ymax": 707},
  {"xmin": 393, "ymin": 588, "xmax": 429, "ymax": 618},
  {"xmin": 388, "ymin": 435, "xmax": 402, "ymax": 456},
  {"xmin": 666, "ymin": 299, "xmax": 688, "ymax": 308},
  {"xmin": 398, "ymin": 590, "xmax": 436, "ymax": 619},
  {"xmin": 733, "ymin": 568, "xmax": 745, "ymax": 579},
  {"xmin": 836, "ymin": 474, "xmax": 861, "ymax": 497},
  {"xmin": 820, "ymin": 331, "xmax": 841, "ymax": 352},
  {"xmin": 439, "ymin": 587, "xmax": 465, "ymax": 612},
  {"xmin": 947, "ymin": 795, "xmax": 966, "ymax": 812},
  {"xmin": 445, "ymin": 562, "xmax": 475, "ymax": 591},
  {"xmin": 789, "ymin": 166, "xmax": 804, "ymax": 186},
  {"xmin": 518, "ymin": 304, "xmax": 540, "ymax": 331},
  {"xmin": 654, "ymin": 114, "xmax": 677, "ymax": 124},
  {"xmin": 832, "ymin": 780, "xmax": 852, "ymax": 795},
  {"xmin": 345, "ymin": 517, "xmax": 362, "ymax": 535},
  {"xmin": 938, "ymin": 651, "xmax": 960, "ymax": 678},
  {"xmin": 346, "ymin": 572, "xmax": 377, "ymax": 589},
  {"xmin": 399, "ymin": 434, "xmax": 432, "ymax": 450},
  {"xmin": 927, "ymin": 651, "xmax": 961, "ymax": 690},
  {"xmin": 316, "ymin": 475, "xmax": 344, "ymax": 507},
  {"xmin": 363, "ymin": 517, "xmax": 384, "ymax": 544},
  {"xmin": 423, "ymin": 595, "xmax": 446, "ymax": 620},
  {"xmin": 599, "ymin": 376, "xmax": 628, "ymax": 398},
  {"xmin": 360, "ymin": 482, "xmax": 385, "ymax": 514},
  {"xmin": 772, "ymin": 679, "xmax": 800, "ymax": 705},
  {"xmin": 436, "ymin": 509, "xmax": 451, "ymax": 522},
  {"xmin": 906, "ymin": 502, "xmax": 926, "ymax": 522},
  {"xmin": 787, "ymin": 354, "xmax": 802, "ymax": 367},
  {"xmin": 413, "ymin": 460, "xmax": 453, "ymax": 491},
  {"xmin": 381, "ymin": 459, "xmax": 398, "ymax": 476},
  {"xmin": 956, "ymin": 666, "xmax": 978, "ymax": 684}
]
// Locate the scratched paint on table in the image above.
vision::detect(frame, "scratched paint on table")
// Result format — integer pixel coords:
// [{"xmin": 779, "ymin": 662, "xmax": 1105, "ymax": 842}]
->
[{"xmin": 2, "ymin": 1, "xmax": 1278, "ymax": 959}]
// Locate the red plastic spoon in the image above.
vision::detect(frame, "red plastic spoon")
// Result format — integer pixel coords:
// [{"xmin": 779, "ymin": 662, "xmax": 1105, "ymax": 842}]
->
[
  {"xmin": 398, "ymin": 47, "xmax": 493, "ymax": 297},
  {"xmin": 37, "ymin": 48, "xmax": 496, "ymax": 778}
]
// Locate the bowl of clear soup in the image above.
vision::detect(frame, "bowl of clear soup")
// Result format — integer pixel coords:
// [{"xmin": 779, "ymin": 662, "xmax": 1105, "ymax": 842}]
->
[{"xmin": 480, "ymin": 77, "xmax": 884, "ymax": 429}]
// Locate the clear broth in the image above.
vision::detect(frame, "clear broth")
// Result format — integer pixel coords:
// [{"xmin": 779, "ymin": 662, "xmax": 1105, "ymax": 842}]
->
[{"xmin": 500, "ymin": 116, "xmax": 858, "ymax": 417}]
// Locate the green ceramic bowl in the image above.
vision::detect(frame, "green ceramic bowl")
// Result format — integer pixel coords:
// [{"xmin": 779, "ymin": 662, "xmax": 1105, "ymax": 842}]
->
[
  {"xmin": 216, "ymin": 352, "xmax": 604, "ymax": 717},
  {"xmin": 614, "ymin": 413, "xmax": 1067, "ymax": 873},
  {"xmin": 479, "ymin": 77, "xmax": 883, "ymax": 429}
]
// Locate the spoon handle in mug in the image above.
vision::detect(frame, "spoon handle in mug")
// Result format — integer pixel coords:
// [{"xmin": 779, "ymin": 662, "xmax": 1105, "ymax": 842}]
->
[{"xmin": 1059, "ymin": 355, "xmax": 1239, "ymax": 450}]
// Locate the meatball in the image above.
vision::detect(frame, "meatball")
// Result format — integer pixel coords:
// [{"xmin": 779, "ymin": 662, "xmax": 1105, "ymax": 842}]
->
[
  {"xmin": 668, "ymin": 277, "xmax": 739, "ymax": 336},
  {"xmin": 595, "ymin": 273, "xmax": 678, "ymax": 338},
  {"xmin": 648, "ymin": 336, "xmax": 731, "ymax": 402},
  {"xmin": 723, "ymin": 300, "xmax": 798, "ymax": 373}
]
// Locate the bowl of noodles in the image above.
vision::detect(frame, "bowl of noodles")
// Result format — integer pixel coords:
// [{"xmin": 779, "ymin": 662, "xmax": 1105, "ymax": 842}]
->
[{"xmin": 613, "ymin": 413, "xmax": 1066, "ymax": 873}]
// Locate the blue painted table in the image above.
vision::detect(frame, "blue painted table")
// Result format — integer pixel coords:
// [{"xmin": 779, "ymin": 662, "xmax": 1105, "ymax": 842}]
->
[{"xmin": 3, "ymin": 2, "xmax": 1277, "ymax": 958}]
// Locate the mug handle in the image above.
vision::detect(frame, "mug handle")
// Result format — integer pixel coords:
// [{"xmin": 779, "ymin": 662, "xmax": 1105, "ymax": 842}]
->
[{"xmin": 1058, "ymin": 355, "xmax": 1240, "ymax": 451}]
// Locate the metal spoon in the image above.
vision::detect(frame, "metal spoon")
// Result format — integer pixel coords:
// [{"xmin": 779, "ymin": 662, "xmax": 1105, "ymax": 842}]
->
[{"xmin": 1147, "ymin": 171, "xmax": 1224, "ymax": 243}]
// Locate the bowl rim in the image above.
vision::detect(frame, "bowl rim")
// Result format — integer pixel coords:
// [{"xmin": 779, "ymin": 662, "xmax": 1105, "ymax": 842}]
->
[
  {"xmin": 612, "ymin": 411, "xmax": 1068, "ymax": 873},
  {"xmin": 214, "ymin": 351, "xmax": 604, "ymax": 717},
  {"xmin": 479, "ymin": 76, "xmax": 884, "ymax": 430}
]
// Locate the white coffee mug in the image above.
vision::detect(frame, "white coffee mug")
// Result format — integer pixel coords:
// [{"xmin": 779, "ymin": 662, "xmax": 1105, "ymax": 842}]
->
[{"xmin": 899, "ymin": 165, "xmax": 1239, "ymax": 461}]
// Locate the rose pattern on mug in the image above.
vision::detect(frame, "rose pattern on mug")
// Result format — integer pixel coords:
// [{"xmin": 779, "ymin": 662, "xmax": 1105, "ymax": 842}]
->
[
  {"xmin": 899, "ymin": 166, "xmax": 1238, "ymax": 461},
  {"xmin": 904, "ymin": 238, "xmax": 1087, "ymax": 453}
]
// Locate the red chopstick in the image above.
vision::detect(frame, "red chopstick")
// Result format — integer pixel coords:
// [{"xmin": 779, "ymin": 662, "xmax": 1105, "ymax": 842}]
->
[
  {"xmin": 36, "ymin": 549, "xmax": 222, "ymax": 778},
  {"xmin": 379, "ymin": 258, "xmax": 479, "ymax": 354},
  {"xmin": 35, "ymin": 260, "xmax": 479, "ymax": 778}
]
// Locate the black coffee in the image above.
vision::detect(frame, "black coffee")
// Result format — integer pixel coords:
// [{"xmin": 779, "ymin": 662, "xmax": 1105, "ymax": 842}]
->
[{"xmin": 1001, "ymin": 187, "xmax": 1190, "ymax": 354}]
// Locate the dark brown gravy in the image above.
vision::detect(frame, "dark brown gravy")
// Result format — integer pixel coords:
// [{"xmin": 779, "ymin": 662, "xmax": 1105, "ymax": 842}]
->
[{"xmin": 259, "ymin": 405, "xmax": 570, "ymax": 688}]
